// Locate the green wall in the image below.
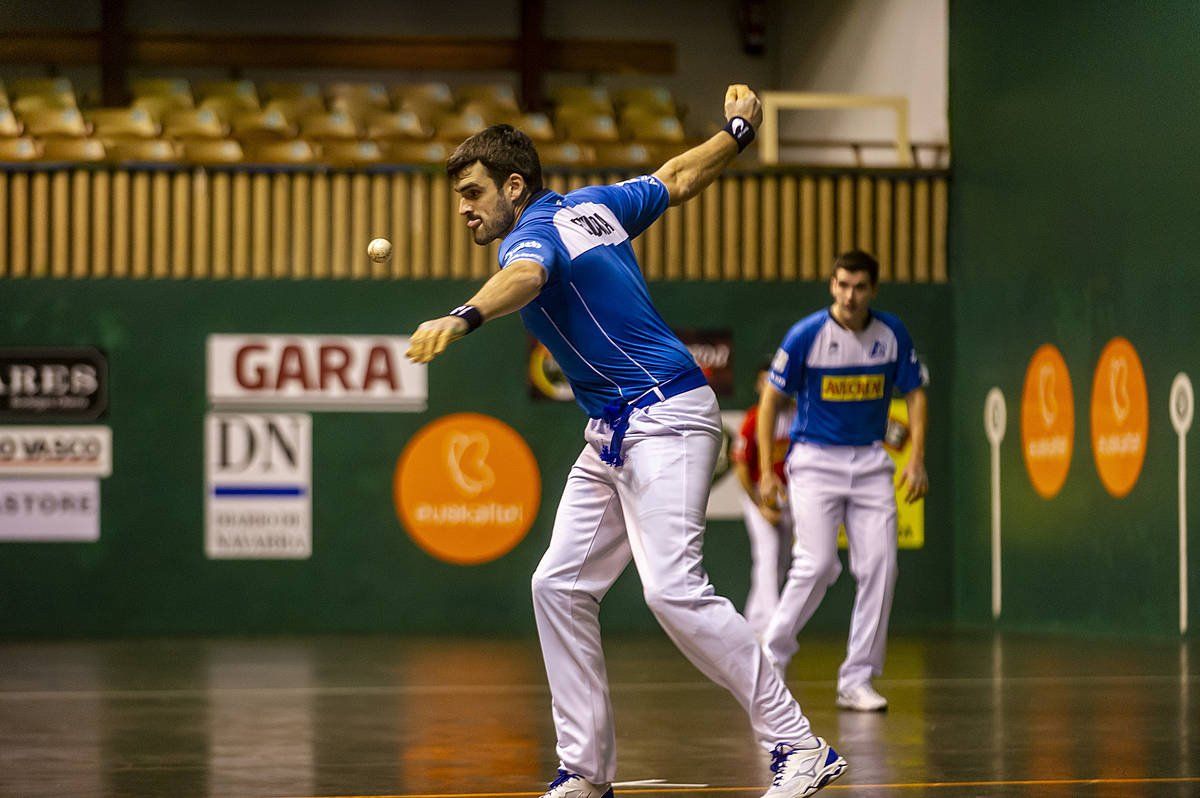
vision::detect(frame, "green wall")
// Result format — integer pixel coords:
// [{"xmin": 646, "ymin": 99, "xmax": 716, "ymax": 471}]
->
[
  {"xmin": 0, "ymin": 278, "xmax": 951, "ymax": 636},
  {"xmin": 950, "ymin": 1, "xmax": 1199, "ymax": 635}
]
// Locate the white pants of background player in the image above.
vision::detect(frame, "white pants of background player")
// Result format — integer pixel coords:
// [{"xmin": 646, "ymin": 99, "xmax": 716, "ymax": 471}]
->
[
  {"xmin": 532, "ymin": 386, "xmax": 817, "ymax": 784},
  {"xmin": 763, "ymin": 441, "xmax": 898, "ymax": 693},
  {"xmin": 740, "ymin": 493, "xmax": 793, "ymax": 637}
]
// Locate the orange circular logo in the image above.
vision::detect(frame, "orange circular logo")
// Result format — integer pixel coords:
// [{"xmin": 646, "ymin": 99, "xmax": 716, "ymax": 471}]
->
[
  {"xmin": 1090, "ymin": 337, "xmax": 1148, "ymax": 498},
  {"xmin": 1021, "ymin": 344, "xmax": 1074, "ymax": 499},
  {"xmin": 394, "ymin": 413, "xmax": 541, "ymax": 565}
]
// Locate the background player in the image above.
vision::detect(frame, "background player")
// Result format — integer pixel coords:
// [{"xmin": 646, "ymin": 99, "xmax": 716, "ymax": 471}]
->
[
  {"xmin": 406, "ymin": 86, "xmax": 847, "ymax": 798},
  {"xmin": 732, "ymin": 362, "xmax": 797, "ymax": 637},
  {"xmin": 756, "ymin": 250, "xmax": 927, "ymax": 712}
]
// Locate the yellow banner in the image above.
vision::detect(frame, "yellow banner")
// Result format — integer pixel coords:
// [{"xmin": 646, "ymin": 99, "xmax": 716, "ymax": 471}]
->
[{"xmin": 838, "ymin": 397, "xmax": 924, "ymax": 550}]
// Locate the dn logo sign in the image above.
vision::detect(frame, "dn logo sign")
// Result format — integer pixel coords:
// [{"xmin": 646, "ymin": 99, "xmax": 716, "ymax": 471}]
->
[{"xmin": 214, "ymin": 415, "xmax": 303, "ymax": 475}]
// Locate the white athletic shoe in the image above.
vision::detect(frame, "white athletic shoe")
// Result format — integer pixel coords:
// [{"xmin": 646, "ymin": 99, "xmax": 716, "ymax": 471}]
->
[
  {"xmin": 836, "ymin": 683, "xmax": 888, "ymax": 712},
  {"xmin": 539, "ymin": 770, "xmax": 613, "ymax": 798},
  {"xmin": 760, "ymin": 738, "xmax": 847, "ymax": 797}
]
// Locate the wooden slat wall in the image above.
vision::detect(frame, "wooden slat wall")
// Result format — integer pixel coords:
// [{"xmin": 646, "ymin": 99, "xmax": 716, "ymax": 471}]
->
[{"xmin": 0, "ymin": 165, "xmax": 950, "ymax": 282}]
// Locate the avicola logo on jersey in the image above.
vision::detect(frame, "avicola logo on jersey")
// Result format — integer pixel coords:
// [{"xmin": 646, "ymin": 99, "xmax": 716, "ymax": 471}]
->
[{"xmin": 821, "ymin": 375, "xmax": 885, "ymax": 401}]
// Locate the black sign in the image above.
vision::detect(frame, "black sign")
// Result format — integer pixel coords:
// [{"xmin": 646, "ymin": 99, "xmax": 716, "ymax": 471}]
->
[
  {"xmin": 675, "ymin": 329, "xmax": 734, "ymax": 396},
  {"xmin": 0, "ymin": 348, "xmax": 108, "ymax": 420}
]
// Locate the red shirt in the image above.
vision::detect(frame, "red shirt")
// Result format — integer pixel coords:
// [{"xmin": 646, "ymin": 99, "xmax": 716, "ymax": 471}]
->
[{"xmin": 732, "ymin": 404, "xmax": 792, "ymax": 484}]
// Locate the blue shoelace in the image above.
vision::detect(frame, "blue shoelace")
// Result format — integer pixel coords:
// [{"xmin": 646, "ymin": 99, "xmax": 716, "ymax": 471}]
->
[
  {"xmin": 769, "ymin": 744, "xmax": 793, "ymax": 786},
  {"xmin": 548, "ymin": 770, "xmax": 578, "ymax": 790}
]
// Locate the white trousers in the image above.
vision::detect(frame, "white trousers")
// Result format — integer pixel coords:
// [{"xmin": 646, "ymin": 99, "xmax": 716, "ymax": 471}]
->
[
  {"xmin": 532, "ymin": 386, "xmax": 816, "ymax": 783},
  {"xmin": 763, "ymin": 442, "xmax": 898, "ymax": 692},
  {"xmin": 740, "ymin": 493, "xmax": 793, "ymax": 637}
]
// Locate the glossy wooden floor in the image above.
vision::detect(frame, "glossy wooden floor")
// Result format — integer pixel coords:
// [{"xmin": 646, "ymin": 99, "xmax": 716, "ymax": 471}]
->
[{"xmin": 0, "ymin": 633, "xmax": 1196, "ymax": 798}]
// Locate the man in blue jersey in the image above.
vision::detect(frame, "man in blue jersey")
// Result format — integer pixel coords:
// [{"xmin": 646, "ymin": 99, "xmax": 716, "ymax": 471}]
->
[
  {"xmin": 406, "ymin": 86, "xmax": 846, "ymax": 798},
  {"xmin": 756, "ymin": 250, "xmax": 928, "ymax": 713}
]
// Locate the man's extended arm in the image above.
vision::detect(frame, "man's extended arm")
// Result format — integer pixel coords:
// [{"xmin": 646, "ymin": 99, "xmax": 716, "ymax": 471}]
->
[
  {"xmin": 899, "ymin": 387, "xmax": 928, "ymax": 502},
  {"xmin": 653, "ymin": 84, "xmax": 763, "ymax": 207},
  {"xmin": 405, "ymin": 259, "xmax": 546, "ymax": 363},
  {"xmin": 756, "ymin": 384, "xmax": 787, "ymax": 514}
]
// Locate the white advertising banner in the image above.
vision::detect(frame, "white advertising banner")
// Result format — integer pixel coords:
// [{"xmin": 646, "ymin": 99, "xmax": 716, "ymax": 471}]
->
[
  {"xmin": 207, "ymin": 334, "xmax": 426, "ymax": 411},
  {"xmin": 205, "ymin": 413, "xmax": 312, "ymax": 559},
  {"xmin": 0, "ymin": 478, "xmax": 100, "ymax": 541},
  {"xmin": 0, "ymin": 426, "xmax": 112, "ymax": 477}
]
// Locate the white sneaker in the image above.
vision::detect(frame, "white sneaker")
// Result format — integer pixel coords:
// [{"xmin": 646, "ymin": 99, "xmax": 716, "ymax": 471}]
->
[
  {"xmin": 836, "ymin": 683, "xmax": 888, "ymax": 712},
  {"xmin": 540, "ymin": 770, "xmax": 613, "ymax": 798},
  {"xmin": 760, "ymin": 738, "xmax": 847, "ymax": 797}
]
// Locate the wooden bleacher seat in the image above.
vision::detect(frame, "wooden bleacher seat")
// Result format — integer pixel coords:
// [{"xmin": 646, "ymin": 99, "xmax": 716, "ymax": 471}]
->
[
  {"xmin": 320, "ymin": 140, "xmax": 384, "ymax": 167},
  {"xmin": 231, "ymin": 109, "xmax": 295, "ymax": 141},
  {"xmin": 10, "ymin": 77, "xmax": 75, "ymax": 102},
  {"xmin": 199, "ymin": 95, "xmax": 260, "ymax": 122},
  {"xmin": 133, "ymin": 94, "xmax": 195, "ymax": 119},
  {"xmin": 181, "ymin": 139, "xmax": 244, "ymax": 165},
  {"xmin": 163, "ymin": 108, "xmax": 228, "ymax": 140},
  {"xmin": 382, "ymin": 140, "xmax": 449, "ymax": 165},
  {"xmin": 364, "ymin": 109, "xmax": 428, "ymax": 141},
  {"xmin": 0, "ymin": 108, "xmax": 23, "ymax": 138},
  {"xmin": 392, "ymin": 82, "xmax": 454, "ymax": 113},
  {"xmin": 86, "ymin": 107, "xmax": 160, "ymax": 140},
  {"xmin": 299, "ymin": 111, "xmax": 358, "ymax": 141},
  {"xmin": 21, "ymin": 108, "xmax": 90, "ymax": 138},
  {"xmin": 39, "ymin": 137, "xmax": 106, "ymax": 163},
  {"xmin": 433, "ymin": 110, "xmax": 487, "ymax": 142},
  {"xmin": 13, "ymin": 93, "xmax": 77, "ymax": 114},
  {"xmin": 502, "ymin": 112, "xmax": 555, "ymax": 142},
  {"xmin": 265, "ymin": 97, "xmax": 326, "ymax": 123},
  {"xmin": 620, "ymin": 112, "xmax": 685, "ymax": 144},
  {"xmin": 244, "ymin": 140, "xmax": 317, "ymax": 165},
  {"xmin": 106, "ymin": 138, "xmax": 181, "ymax": 164},
  {"xmin": 0, "ymin": 137, "xmax": 39, "ymax": 162}
]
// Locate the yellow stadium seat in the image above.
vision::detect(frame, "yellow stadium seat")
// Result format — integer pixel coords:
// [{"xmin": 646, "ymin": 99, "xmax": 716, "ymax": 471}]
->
[
  {"xmin": 382, "ymin": 140, "xmax": 449, "ymax": 165},
  {"xmin": 21, "ymin": 108, "xmax": 89, "ymax": 138},
  {"xmin": 299, "ymin": 111, "xmax": 358, "ymax": 141},
  {"xmin": 39, "ymin": 137, "xmax": 106, "ymax": 163},
  {"xmin": 433, "ymin": 110, "xmax": 487, "ymax": 142},
  {"xmin": 614, "ymin": 86, "xmax": 676, "ymax": 115},
  {"xmin": 0, "ymin": 80, "xmax": 8, "ymax": 107},
  {"xmin": 199, "ymin": 95, "xmax": 259, "ymax": 123},
  {"xmin": 556, "ymin": 111, "xmax": 619, "ymax": 143},
  {"xmin": 11, "ymin": 77, "xmax": 74, "ymax": 101},
  {"xmin": 458, "ymin": 100, "xmax": 515, "ymax": 125},
  {"xmin": 550, "ymin": 86, "xmax": 613, "ymax": 115},
  {"xmin": 265, "ymin": 96, "xmax": 326, "ymax": 124},
  {"xmin": 392, "ymin": 82, "xmax": 454, "ymax": 113},
  {"xmin": 456, "ymin": 83, "xmax": 519, "ymax": 113},
  {"xmin": 231, "ymin": 109, "xmax": 295, "ymax": 141},
  {"xmin": 163, "ymin": 108, "xmax": 228, "ymax": 140},
  {"xmin": 244, "ymin": 140, "xmax": 317, "ymax": 164},
  {"xmin": 195, "ymin": 80, "xmax": 259, "ymax": 109},
  {"xmin": 327, "ymin": 82, "xmax": 390, "ymax": 111},
  {"xmin": 321, "ymin": 140, "xmax": 384, "ymax": 167},
  {"xmin": 364, "ymin": 109, "xmax": 428, "ymax": 141},
  {"xmin": 0, "ymin": 137, "xmax": 39, "ymax": 162},
  {"xmin": 592, "ymin": 142, "xmax": 653, "ymax": 169},
  {"xmin": 261, "ymin": 81, "xmax": 322, "ymax": 102},
  {"xmin": 620, "ymin": 113, "xmax": 685, "ymax": 144},
  {"xmin": 106, "ymin": 138, "xmax": 181, "ymax": 163},
  {"xmin": 503, "ymin": 112, "xmax": 555, "ymax": 142},
  {"xmin": 86, "ymin": 107, "xmax": 160, "ymax": 140},
  {"xmin": 0, "ymin": 108, "xmax": 23, "ymax": 138},
  {"xmin": 13, "ymin": 93, "xmax": 77, "ymax": 114},
  {"xmin": 130, "ymin": 78, "xmax": 192, "ymax": 100},
  {"xmin": 133, "ymin": 94, "xmax": 194, "ymax": 119},
  {"xmin": 181, "ymin": 139, "xmax": 244, "ymax": 165},
  {"xmin": 537, "ymin": 141, "xmax": 594, "ymax": 167}
]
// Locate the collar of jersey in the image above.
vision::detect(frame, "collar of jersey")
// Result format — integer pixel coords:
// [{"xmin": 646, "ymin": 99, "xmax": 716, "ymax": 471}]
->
[
  {"xmin": 826, "ymin": 306, "xmax": 875, "ymax": 333},
  {"xmin": 511, "ymin": 188, "xmax": 561, "ymax": 234}
]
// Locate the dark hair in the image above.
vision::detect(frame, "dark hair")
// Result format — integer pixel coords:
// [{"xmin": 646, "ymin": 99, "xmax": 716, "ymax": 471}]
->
[
  {"xmin": 446, "ymin": 124, "xmax": 543, "ymax": 197},
  {"xmin": 833, "ymin": 250, "xmax": 880, "ymax": 285}
]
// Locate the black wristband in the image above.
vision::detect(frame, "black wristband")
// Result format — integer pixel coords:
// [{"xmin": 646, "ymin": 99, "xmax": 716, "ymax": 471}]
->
[
  {"xmin": 447, "ymin": 304, "xmax": 483, "ymax": 333},
  {"xmin": 723, "ymin": 116, "xmax": 756, "ymax": 153}
]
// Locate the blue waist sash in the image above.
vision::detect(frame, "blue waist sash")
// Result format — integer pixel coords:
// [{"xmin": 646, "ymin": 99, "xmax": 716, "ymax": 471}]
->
[{"xmin": 598, "ymin": 367, "xmax": 710, "ymax": 467}]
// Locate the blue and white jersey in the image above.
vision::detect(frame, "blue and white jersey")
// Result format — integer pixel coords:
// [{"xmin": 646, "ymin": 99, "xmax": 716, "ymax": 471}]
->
[
  {"xmin": 498, "ymin": 176, "xmax": 699, "ymax": 418},
  {"xmin": 769, "ymin": 309, "xmax": 924, "ymax": 446}
]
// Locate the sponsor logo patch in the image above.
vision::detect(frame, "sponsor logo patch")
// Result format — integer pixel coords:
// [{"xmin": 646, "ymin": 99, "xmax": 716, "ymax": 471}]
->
[{"xmin": 820, "ymin": 374, "xmax": 885, "ymax": 401}]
